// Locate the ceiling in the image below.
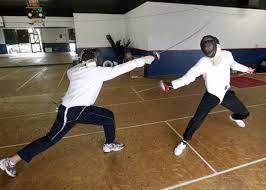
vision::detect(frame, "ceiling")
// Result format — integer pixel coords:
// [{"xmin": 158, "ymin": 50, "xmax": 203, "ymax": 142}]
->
[{"xmin": 0, "ymin": 0, "xmax": 264, "ymax": 17}]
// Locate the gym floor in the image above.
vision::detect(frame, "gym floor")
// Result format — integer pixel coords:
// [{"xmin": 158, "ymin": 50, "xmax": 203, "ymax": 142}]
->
[{"xmin": 0, "ymin": 55, "xmax": 265, "ymax": 189}]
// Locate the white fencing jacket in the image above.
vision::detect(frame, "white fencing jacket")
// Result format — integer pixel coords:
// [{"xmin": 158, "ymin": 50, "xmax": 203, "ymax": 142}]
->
[
  {"xmin": 171, "ymin": 51, "xmax": 249, "ymax": 102},
  {"xmin": 62, "ymin": 58, "xmax": 145, "ymax": 107}
]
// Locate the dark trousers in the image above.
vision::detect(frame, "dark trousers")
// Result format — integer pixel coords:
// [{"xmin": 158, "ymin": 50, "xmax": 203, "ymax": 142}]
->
[
  {"xmin": 183, "ymin": 90, "xmax": 249, "ymax": 141},
  {"xmin": 17, "ymin": 105, "xmax": 116, "ymax": 162}
]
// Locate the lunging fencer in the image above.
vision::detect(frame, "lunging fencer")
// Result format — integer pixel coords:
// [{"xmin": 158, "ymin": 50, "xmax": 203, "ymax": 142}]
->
[
  {"xmin": 160, "ymin": 35, "xmax": 254, "ymax": 156},
  {"xmin": 0, "ymin": 49, "xmax": 155, "ymax": 177}
]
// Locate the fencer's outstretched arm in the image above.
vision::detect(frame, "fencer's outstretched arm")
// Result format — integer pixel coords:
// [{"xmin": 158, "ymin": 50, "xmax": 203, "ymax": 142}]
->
[
  {"xmin": 100, "ymin": 56, "xmax": 154, "ymax": 81},
  {"xmin": 171, "ymin": 61, "xmax": 206, "ymax": 90},
  {"xmin": 229, "ymin": 52, "xmax": 253, "ymax": 73}
]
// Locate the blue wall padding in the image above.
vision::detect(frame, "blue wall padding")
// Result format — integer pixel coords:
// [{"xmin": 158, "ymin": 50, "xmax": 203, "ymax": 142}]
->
[
  {"xmin": 140, "ymin": 48, "xmax": 266, "ymax": 77},
  {"xmin": 76, "ymin": 47, "xmax": 266, "ymax": 77}
]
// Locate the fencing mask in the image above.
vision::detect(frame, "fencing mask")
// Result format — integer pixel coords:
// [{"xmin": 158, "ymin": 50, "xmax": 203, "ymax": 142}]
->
[
  {"xmin": 80, "ymin": 48, "xmax": 103, "ymax": 66},
  {"xmin": 200, "ymin": 35, "xmax": 222, "ymax": 64},
  {"xmin": 200, "ymin": 35, "xmax": 220, "ymax": 57}
]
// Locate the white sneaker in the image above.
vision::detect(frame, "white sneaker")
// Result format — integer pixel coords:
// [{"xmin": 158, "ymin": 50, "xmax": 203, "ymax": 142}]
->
[
  {"xmin": 0, "ymin": 158, "xmax": 16, "ymax": 177},
  {"xmin": 174, "ymin": 142, "xmax": 187, "ymax": 156},
  {"xmin": 103, "ymin": 142, "xmax": 125, "ymax": 153},
  {"xmin": 229, "ymin": 115, "xmax": 246, "ymax": 128}
]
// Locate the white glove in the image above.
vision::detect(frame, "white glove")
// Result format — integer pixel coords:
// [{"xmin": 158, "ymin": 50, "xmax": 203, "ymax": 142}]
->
[
  {"xmin": 142, "ymin": 56, "xmax": 155, "ymax": 65},
  {"xmin": 246, "ymin": 67, "xmax": 255, "ymax": 74}
]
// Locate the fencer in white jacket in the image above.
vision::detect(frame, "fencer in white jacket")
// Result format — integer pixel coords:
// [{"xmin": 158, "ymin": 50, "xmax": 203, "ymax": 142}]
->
[
  {"xmin": 160, "ymin": 35, "xmax": 254, "ymax": 156},
  {"xmin": 0, "ymin": 48, "xmax": 155, "ymax": 177}
]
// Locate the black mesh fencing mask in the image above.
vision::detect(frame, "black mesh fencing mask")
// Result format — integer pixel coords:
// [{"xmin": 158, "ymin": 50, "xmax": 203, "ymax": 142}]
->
[
  {"xmin": 200, "ymin": 35, "xmax": 220, "ymax": 58},
  {"xmin": 80, "ymin": 48, "xmax": 103, "ymax": 66}
]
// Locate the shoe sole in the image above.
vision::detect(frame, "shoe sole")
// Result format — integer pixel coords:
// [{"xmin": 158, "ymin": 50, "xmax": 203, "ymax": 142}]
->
[{"xmin": 0, "ymin": 162, "xmax": 16, "ymax": 177}]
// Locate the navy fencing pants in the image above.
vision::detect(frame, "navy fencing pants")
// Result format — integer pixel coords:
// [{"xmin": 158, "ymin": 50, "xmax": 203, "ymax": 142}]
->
[
  {"xmin": 183, "ymin": 90, "xmax": 249, "ymax": 141},
  {"xmin": 17, "ymin": 105, "xmax": 116, "ymax": 162}
]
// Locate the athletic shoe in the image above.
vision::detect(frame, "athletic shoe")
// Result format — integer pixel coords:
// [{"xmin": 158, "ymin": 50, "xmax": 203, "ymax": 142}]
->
[
  {"xmin": 0, "ymin": 158, "xmax": 16, "ymax": 177},
  {"xmin": 174, "ymin": 142, "xmax": 187, "ymax": 156},
  {"xmin": 103, "ymin": 142, "xmax": 125, "ymax": 153},
  {"xmin": 229, "ymin": 115, "xmax": 246, "ymax": 128}
]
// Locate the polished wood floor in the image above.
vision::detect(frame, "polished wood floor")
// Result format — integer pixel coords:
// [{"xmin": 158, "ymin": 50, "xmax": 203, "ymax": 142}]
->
[{"xmin": 0, "ymin": 61, "xmax": 265, "ymax": 189}]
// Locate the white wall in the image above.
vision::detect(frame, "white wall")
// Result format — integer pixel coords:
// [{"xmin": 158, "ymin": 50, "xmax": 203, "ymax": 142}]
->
[
  {"xmin": 0, "ymin": 29, "xmax": 5, "ymax": 44},
  {"xmin": 73, "ymin": 13, "xmax": 126, "ymax": 48},
  {"xmin": 125, "ymin": 2, "xmax": 266, "ymax": 50},
  {"xmin": 2, "ymin": 2, "xmax": 265, "ymax": 51},
  {"xmin": 2, "ymin": 16, "xmax": 74, "ymax": 28},
  {"xmin": 125, "ymin": 3, "xmax": 150, "ymax": 50},
  {"xmin": 40, "ymin": 28, "xmax": 69, "ymax": 43}
]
